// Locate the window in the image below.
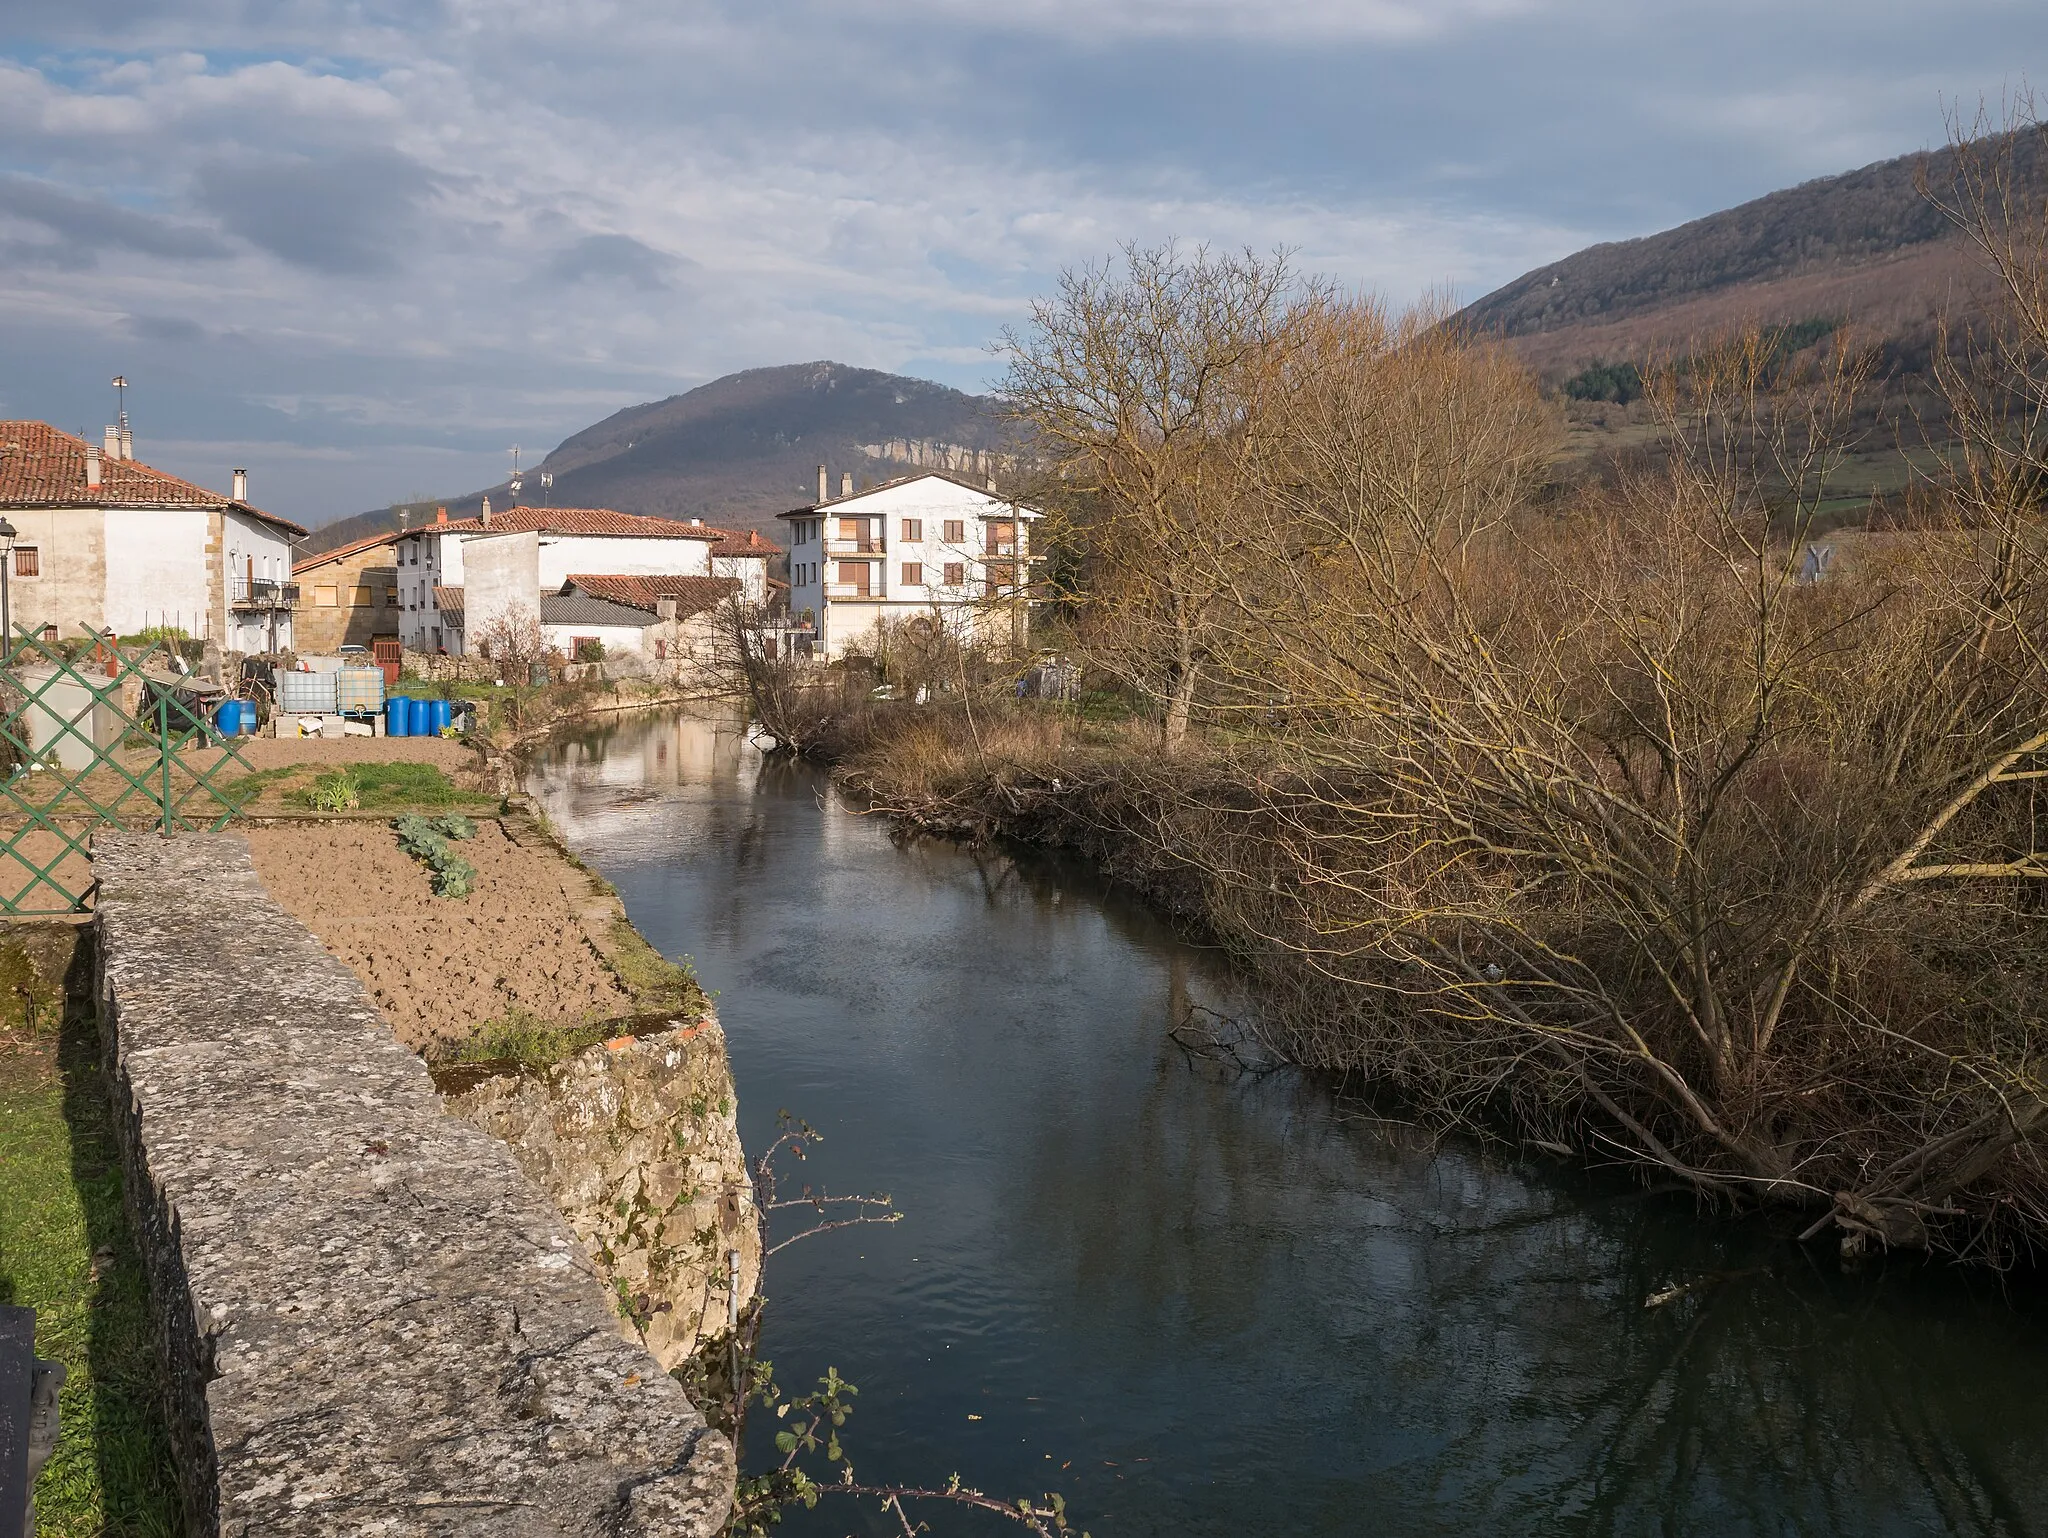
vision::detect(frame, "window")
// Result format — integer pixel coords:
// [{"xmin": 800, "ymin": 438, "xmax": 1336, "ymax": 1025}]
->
[
  {"xmin": 351, "ymin": 585, "xmax": 374, "ymax": 606},
  {"xmin": 387, "ymin": 587, "xmax": 401, "ymax": 607},
  {"xmin": 40, "ymin": 624, "xmax": 57, "ymax": 642},
  {"xmin": 901, "ymin": 562, "xmax": 922, "ymax": 586},
  {"xmin": 944, "ymin": 562, "xmax": 964, "ymax": 586},
  {"xmin": 572, "ymin": 636, "xmax": 601, "ymax": 660},
  {"xmin": 315, "ymin": 585, "xmax": 339, "ymax": 607},
  {"xmin": 837, "ymin": 560, "xmax": 871, "ymax": 596},
  {"xmin": 13, "ymin": 547, "xmax": 38, "ymax": 577},
  {"xmin": 943, "ymin": 520, "xmax": 965, "ymax": 543},
  {"xmin": 654, "ymin": 638, "xmax": 668, "ymax": 661},
  {"xmin": 901, "ymin": 518, "xmax": 922, "ymax": 541}
]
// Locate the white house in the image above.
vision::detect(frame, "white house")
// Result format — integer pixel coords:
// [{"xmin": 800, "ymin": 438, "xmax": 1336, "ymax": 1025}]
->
[
  {"xmin": 395, "ymin": 504, "xmax": 723, "ymax": 654},
  {"xmin": 777, "ymin": 469, "xmax": 1042, "ymax": 661},
  {"xmin": 543, "ymin": 575, "xmax": 743, "ymax": 664},
  {"xmin": 395, "ymin": 503, "xmax": 781, "ymax": 658},
  {"xmin": 0, "ymin": 420, "xmax": 306, "ymax": 653}
]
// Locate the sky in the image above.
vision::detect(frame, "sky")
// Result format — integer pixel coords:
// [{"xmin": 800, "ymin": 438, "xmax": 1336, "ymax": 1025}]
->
[{"xmin": 1, "ymin": 1, "xmax": 2042, "ymax": 526}]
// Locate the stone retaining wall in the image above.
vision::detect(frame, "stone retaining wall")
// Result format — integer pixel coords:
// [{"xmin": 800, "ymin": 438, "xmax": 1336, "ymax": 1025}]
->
[
  {"xmin": 443, "ymin": 1021, "xmax": 762, "ymax": 1372},
  {"xmin": 92, "ymin": 829, "xmax": 732, "ymax": 1536}
]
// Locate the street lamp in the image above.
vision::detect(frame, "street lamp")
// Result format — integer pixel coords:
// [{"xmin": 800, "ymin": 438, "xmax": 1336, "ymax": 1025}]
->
[{"xmin": 0, "ymin": 516, "xmax": 16, "ymax": 663}]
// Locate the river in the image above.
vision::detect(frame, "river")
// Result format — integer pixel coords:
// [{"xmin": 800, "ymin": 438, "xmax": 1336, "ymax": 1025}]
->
[{"xmin": 526, "ymin": 708, "xmax": 2048, "ymax": 1538}]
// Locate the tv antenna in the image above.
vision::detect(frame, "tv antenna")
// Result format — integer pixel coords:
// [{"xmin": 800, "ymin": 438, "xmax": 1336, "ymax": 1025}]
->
[
  {"xmin": 539, "ymin": 470, "xmax": 553, "ymax": 506},
  {"xmin": 111, "ymin": 374, "xmax": 129, "ymax": 429},
  {"xmin": 508, "ymin": 445, "xmax": 523, "ymax": 502}
]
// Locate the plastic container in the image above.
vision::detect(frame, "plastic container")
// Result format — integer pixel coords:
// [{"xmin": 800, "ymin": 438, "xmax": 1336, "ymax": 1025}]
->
[
  {"xmin": 277, "ymin": 669, "xmax": 337, "ymax": 714},
  {"xmin": 335, "ymin": 665, "xmax": 386, "ymax": 714},
  {"xmin": 428, "ymin": 699, "xmax": 452, "ymax": 736},
  {"xmin": 386, "ymin": 696, "xmax": 412, "ymax": 738}
]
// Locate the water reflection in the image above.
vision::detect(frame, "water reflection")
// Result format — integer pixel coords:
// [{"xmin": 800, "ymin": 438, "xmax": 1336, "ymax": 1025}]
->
[{"xmin": 527, "ymin": 709, "xmax": 2048, "ymax": 1538}]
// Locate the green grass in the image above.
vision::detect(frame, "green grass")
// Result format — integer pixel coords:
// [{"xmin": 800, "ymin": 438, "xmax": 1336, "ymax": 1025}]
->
[
  {"xmin": 282, "ymin": 762, "xmax": 494, "ymax": 812},
  {"xmin": 0, "ymin": 942, "xmax": 180, "ymax": 1537},
  {"xmin": 436, "ymin": 1010, "xmax": 618, "ymax": 1069},
  {"xmin": 605, "ymin": 915, "xmax": 706, "ymax": 1013}
]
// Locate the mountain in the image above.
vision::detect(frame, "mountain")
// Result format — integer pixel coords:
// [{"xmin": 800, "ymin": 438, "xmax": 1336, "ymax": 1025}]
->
[
  {"xmin": 309, "ymin": 361, "xmax": 1010, "ymax": 552},
  {"xmin": 1454, "ymin": 136, "xmax": 2044, "ymax": 387}
]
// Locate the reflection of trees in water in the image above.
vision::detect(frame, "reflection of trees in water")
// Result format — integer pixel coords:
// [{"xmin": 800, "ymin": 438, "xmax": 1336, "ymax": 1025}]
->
[{"xmin": 1001, "ymin": 1010, "xmax": 2048, "ymax": 1534}]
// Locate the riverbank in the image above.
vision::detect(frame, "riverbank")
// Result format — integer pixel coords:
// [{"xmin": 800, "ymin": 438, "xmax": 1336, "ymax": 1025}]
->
[
  {"xmin": 245, "ymin": 797, "xmax": 761, "ymax": 1368},
  {"xmin": 788, "ymin": 687, "xmax": 2048, "ymax": 1265}
]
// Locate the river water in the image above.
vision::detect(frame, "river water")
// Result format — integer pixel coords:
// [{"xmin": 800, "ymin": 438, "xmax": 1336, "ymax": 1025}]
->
[{"xmin": 526, "ymin": 709, "xmax": 2048, "ymax": 1538}]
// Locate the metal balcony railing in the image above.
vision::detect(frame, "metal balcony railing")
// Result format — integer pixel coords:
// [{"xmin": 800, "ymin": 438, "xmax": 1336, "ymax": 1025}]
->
[
  {"xmin": 823, "ymin": 537, "xmax": 885, "ymax": 557},
  {"xmin": 231, "ymin": 579, "xmax": 300, "ymax": 609}
]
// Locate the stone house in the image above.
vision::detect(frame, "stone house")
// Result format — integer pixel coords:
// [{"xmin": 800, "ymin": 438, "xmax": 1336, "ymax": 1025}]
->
[
  {"xmin": 289, "ymin": 532, "xmax": 403, "ymax": 654},
  {"xmin": 0, "ymin": 420, "xmax": 307, "ymax": 651}
]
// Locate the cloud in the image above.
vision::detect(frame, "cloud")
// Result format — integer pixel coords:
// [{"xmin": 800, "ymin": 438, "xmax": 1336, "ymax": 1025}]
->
[
  {"xmin": 0, "ymin": 173, "xmax": 232, "ymax": 267},
  {"xmin": 538, "ymin": 234, "xmax": 689, "ymax": 291},
  {"xmin": 0, "ymin": 0, "xmax": 2043, "ymax": 525},
  {"xmin": 192, "ymin": 148, "xmax": 439, "ymax": 274}
]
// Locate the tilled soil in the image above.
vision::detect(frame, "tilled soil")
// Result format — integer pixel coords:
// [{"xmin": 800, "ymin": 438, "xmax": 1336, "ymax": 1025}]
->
[{"xmin": 244, "ymin": 819, "xmax": 635, "ymax": 1053}]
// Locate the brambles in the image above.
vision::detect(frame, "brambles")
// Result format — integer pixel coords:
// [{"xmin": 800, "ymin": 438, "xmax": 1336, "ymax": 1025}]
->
[{"xmin": 393, "ymin": 813, "xmax": 478, "ymax": 897}]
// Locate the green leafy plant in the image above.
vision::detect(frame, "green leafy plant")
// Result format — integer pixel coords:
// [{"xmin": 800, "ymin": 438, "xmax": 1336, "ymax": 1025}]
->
[
  {"xmin": 392, "ymin": 813, "xmax": 478, "ymax": 897},
  {"xmin": 305, "ymin": 768, "xmax": 362, "ymax": 812}
]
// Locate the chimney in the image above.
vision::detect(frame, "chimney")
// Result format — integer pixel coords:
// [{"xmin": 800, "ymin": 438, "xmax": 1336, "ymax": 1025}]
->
[
  {"xmin": 480, "ymin": 496, "xmax": 492, "ymax": 528},
  {"xmin": 655, "ymin": 596, "xmax": 678, "ymax": 620},
  {"xmin": 691, "ymin": 516, "xmax": 703, "ymax": 526},
  {"xmin": 85, "ymin": 443, "xmax": 102, "ymax": 490},
  {"xmin": 816, "ymin": 464, "xmax": 828, "ymax": 503},
  {"xmin": 986, "ymin": 475, "xmax": 997, "ymax": 492},
  {"xmin": 436, "ymin": 506, "xmax": 447, "ymax": 525},
  {"xmin": 104, "ymin": 426, "xmax": 121, "ymax": 461},
  {"xmin": 118, "ymin": 425, "xmax": 132, "ymax": 461},
  {"xmin": 231, "ymin": 468, "xmax": 247, "ymax": 502}
]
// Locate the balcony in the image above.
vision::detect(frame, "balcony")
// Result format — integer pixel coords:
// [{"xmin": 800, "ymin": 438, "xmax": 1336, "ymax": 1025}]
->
[
  {"xmin": 823, "ymin": 581, "xmax": 877, "ymax": 600},
  {"xmin": 823, "ymin": 537, "xmax": 885, "ymax": 558},
  {"xmin": 233, "ymin": 579, "xmax": 300, "ymax": 610}
]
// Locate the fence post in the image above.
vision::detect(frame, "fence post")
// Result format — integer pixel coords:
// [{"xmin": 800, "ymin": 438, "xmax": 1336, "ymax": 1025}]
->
[{"xmin": 158, "ymin": 692, "xmax": 173, "ymax": 836}]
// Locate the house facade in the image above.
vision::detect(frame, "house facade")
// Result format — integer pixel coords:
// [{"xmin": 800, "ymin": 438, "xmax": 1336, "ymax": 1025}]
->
[
  {"xmin": 0, "ymin": 420, "xmax": 306, "ymax": 651},
  {"xmin": 394, "ymin": 504, "xmax": 779, "ymax": 658},
  {"xmin": 290, "ymin": 531, "xmax": 403, "ymax": 654},
  {"xmin": 543, "ymin": 576, "xmax": 741, "ymax": 664},
  {"xmin": 778, "ymin": 471, "xmax": 1041, "ymax": 661}
]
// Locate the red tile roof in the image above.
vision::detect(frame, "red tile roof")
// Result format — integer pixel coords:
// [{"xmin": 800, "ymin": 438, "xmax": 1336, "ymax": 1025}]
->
[
  {"xmin": 434, "ymin": 585, "xmax": 464, "ymax": 621},
  {"xmin": 296, "ymin": 530, "xmax": 404, "ymax": 573},
  {"xmin": 0, "ymin": 421, "xmax": 308, "ymax": 535},
  {"xmin": 435, "ymin": 505, "xmax": 721, "ymax": 539},
  {"xmin": 706, "ymin": 526, "xmax": 781, "ymax": 558},
  {"xmin": 563, "ymin": 574, "xmax": 741, "ymax": 617}
]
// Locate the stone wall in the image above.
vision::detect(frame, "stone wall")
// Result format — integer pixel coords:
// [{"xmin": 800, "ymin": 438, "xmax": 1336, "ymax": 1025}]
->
[
  {"xmin": 92, "ymin": 829, "xmax": 733, "ymax": 1536},
  {"xmin": 443, "ymin": 1021, "xmax": 762, "ymax": 1371}
]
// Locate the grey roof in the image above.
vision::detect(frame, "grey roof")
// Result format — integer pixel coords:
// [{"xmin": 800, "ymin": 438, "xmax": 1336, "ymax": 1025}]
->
[{"xmin": 538, "ymin": 592, "xmax": 652, "ymax": 628}]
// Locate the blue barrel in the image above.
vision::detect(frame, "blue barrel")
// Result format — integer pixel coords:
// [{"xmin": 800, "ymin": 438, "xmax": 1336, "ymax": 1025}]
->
[
  {"xmin": 386, "ymin": 695, "xmax": 411, "ymax": 737},
  {"xmin": 428, "ymin": 699, "xmax": 452, "ymax": 736},
  {"xmin": 215, "ymin": 700, "xmax": 239, "ymax": 737},
  {"xmin": 234, "ymin": 700, "xmax": 256, "ymax": 736}
]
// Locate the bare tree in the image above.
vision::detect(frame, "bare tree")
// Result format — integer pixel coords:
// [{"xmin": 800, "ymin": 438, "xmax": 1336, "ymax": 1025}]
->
[{"xmin": 1000, "ymin": 241, "xmax": 1320, "ymax": 753}]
